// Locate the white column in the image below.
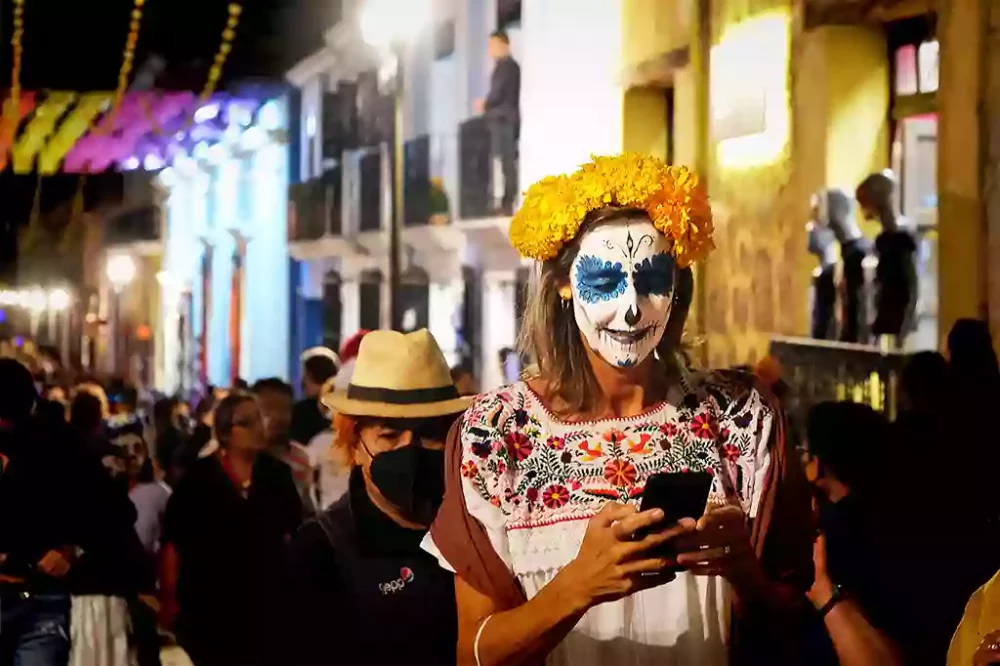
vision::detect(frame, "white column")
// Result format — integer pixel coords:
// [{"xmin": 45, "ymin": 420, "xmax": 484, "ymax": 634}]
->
[
  {"xmin": 428, "ymin": 280, "xmax": 463, "ymax": 367},
  {"xmin": 341, "ymin": 280, "xmax": 361, "ymax": 344},
  {"xmin": 519, "ymin": 0, "xmax": 625, "ymax": 188},
  {"xmin": 480, "ymin": 269, "xmax": 517, "ymax": 391}
]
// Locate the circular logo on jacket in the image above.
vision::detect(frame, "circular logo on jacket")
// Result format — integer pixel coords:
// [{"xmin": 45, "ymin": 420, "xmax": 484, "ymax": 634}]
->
[{"xmin": 400, "ymin": 567, "xmax": 414, "ymax": 583}]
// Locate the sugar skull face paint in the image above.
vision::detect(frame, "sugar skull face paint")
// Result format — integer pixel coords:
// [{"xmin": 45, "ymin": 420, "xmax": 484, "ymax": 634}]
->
[{"xmin": 570, "ymin": 217, "xmax": 676, "ymax": 368}]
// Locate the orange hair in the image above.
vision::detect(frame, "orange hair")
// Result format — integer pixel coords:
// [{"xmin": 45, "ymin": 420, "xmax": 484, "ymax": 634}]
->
[{"xmin": 331, "ymin": 412, "xmax": 362, "ymax": 468}]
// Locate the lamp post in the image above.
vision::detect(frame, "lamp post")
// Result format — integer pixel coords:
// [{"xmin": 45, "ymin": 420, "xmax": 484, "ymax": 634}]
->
[
  {"xmin": 359, "ymin": 0, "xmax": 431, "ymax": 330},
  {"xmin": 106, "ymin": 253, "xmax": 137, "ymax": 377}
]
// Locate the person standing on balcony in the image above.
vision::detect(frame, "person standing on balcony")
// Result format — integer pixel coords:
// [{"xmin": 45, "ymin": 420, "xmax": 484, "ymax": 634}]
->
[
  {"xmin": 856, "ymin": 172, "xmax": 917, "ymax": 349},
  {"xmin": 476, "ymin": 30, "xmax": 520, "ymax": 216}
]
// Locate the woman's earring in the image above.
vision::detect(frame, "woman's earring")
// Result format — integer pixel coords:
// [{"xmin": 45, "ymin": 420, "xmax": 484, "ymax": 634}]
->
[{"xmin": 558, "ymin": 286, "xmax": 572, "ymax": 307}]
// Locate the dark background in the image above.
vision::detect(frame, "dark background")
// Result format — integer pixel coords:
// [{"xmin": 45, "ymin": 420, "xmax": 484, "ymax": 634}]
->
[{"xmin": 0, "ymin": 0, "xmax": 341, "ymax": 281}]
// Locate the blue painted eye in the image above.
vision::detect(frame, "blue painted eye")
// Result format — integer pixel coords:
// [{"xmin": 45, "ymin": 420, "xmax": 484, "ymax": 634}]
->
[
  {"xmin": 633, "ymin": 253, "xmax": 675, "ymax": 296},
  {"xmin": 575, "ymin": 255, "xmax": 627, "ymax": 304}
]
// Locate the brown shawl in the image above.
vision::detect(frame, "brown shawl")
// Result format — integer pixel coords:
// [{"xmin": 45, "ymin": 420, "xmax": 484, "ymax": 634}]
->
[{"xmin": 429, "ymin": 378, "xmax": 815, "ymax": 661}]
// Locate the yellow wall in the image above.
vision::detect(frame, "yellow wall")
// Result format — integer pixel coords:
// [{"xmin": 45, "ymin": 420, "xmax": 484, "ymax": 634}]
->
[
  {"xmin": 938, "ymin": 0, "xmax": 989, "ymax": 343},
  {"xmin": 622, "ymin": 0, "xmax": 694, "ymax": 69},
  {"xmin": 622, "ymin": 88, "xmax": 668, "ymax": 160}
]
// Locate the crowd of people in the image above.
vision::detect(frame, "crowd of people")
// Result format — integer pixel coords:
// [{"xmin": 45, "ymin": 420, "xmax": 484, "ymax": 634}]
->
[{"xmin": 1, "ymin": 151, "xmax": 999, "ymax": 666}]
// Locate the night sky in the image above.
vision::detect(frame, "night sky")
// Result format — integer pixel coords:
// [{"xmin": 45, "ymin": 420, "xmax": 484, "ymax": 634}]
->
[{"xmin": 0, "ymin": 0, "xmax": 341, "ymax": 280}]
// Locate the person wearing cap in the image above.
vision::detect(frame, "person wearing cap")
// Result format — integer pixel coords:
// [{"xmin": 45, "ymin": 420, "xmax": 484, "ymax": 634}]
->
[
  {"xmin": 292, "ymin": 347, "xmax": 340, "ymax": 446},
  {"xmin": 281, "ymin": 329, "xmax": 469, "ymax": 666}
]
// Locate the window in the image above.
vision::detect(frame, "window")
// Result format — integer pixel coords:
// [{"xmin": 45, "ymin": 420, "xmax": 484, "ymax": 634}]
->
[
  {"xmin": 359, "ymin": 269, "xmax": 382, "ymax": 331},
  {"xmin": 322, "ymin": 270, "xmax": 342, "ymax": 352},
  {"xmin": 917, "ymin": 40, "xmax": 939, "ymax": 93},
  {"xmin": 497, "ymin": 0, "xmax": 521, "ymax": 30},
  {"xmin": 434, "ymin": 21, "xmax": 455, "ymax": 60},
  {"xmin": 894, "ymin": 44, "xmax": 918, "ymax": 96}
]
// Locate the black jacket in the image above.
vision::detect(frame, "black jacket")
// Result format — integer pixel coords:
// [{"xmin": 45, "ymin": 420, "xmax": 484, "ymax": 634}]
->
[{"xmin": 485, "ymin": 56, "xmax": 520, "ymax": 123}]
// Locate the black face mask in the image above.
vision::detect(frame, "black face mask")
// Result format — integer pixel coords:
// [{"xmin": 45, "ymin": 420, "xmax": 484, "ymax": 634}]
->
[{"xmin": 367, "ymin": 440, "xmax": 445, "ymax": 519}]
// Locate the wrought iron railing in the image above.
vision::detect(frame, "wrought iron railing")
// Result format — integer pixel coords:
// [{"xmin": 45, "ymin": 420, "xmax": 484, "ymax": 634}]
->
[
  {"xmin": 288, "ymin": 169, "xmax": 340, "ymax": 241},
  {"xmin": 459, "ymin": 116, "xmax": 493, "ymax": 219},
  {"xmin": 769, "ymin": 336, "xmax": 910, "ymax": 427}
]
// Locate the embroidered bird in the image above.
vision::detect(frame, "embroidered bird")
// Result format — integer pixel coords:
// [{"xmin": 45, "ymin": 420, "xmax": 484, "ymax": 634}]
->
[
  {"xmin": 627, "ymin": 433, "xmax": 653, "ymax": 455},
  {"xmin": 578, "ymin": 441, "xmax": 604, "ymax": 461}
]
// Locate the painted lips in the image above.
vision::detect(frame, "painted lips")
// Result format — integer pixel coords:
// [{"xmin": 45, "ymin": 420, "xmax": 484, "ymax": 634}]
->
[{"xmin": 601, "ymin": 327, "xmax": 654, "ymax": 345}]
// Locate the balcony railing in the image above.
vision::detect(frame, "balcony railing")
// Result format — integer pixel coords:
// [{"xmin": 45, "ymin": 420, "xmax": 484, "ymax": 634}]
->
[
  {"xmin": 769, "ymin": 336, "xmax": 909, "ymax": 428},
  {"xmin": 106, "ymin": 205, "xmax": 160, "ymax": 246},
  {"xmin": 459, "ymin": 116, "xmax": 493, "ymax": 219},
  {"xmin": 288, "ymin": 168, "xmax": 341, "ymax": 242}
]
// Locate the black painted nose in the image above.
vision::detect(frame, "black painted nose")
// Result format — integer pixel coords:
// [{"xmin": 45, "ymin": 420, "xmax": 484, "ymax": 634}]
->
[{"xmin": 624, "ymin": 305, "xmax": 641, "ymax": 327}]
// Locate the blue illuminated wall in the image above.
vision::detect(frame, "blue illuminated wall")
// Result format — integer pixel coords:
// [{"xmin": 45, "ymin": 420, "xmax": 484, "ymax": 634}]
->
[{"xmin": 160, "ymin": 96, "xmax": 291, "ymax": 391}]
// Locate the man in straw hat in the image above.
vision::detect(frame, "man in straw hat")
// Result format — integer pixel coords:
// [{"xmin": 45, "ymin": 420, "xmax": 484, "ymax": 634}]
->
[{"xmin": 280, "ymin": 329, "xmax": 470, "ymax": 666}]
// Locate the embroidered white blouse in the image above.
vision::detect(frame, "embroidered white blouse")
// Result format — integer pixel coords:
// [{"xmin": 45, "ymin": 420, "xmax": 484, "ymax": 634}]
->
[{"xmin": 424, "ymin": 373, "xmax": 774, "ymax": 666}]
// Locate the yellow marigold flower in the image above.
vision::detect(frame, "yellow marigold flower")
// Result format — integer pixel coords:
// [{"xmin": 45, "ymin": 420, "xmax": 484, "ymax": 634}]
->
[{"xmin": 509, "ymin": 153, "xmax": 715, "ymax": 267}]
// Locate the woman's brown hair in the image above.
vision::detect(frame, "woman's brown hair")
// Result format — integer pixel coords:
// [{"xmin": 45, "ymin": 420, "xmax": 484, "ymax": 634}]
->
[{"xmin": 516, "ymin": 207, "xmax": 694, "ymax": 416}]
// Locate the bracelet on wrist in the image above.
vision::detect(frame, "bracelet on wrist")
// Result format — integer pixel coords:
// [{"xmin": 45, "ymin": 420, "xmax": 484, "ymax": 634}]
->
[{"xmin": 817, "ymin": 584, "xmax": 844, "ymax": 618}]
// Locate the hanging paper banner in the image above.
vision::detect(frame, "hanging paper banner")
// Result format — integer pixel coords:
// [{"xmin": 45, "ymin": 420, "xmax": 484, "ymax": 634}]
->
[
  {"xmin": 38, "ymin": 92, "xmax": 111, "ymax": 175},
  {"xmin": 0, "ymin": 91, "xmax": 37, "ymax": 171},
  {"xmin": 12, "ymin": 92, "xmax": 77, "ymax": 174}
]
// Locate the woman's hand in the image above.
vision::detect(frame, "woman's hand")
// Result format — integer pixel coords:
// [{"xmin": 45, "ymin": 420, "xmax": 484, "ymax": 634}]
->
[
  {"xmin": 674, "ymin": 504, "xmax": 758, "ymax": 582},
  {"xmin": 555, "ymin": 502, "xmax": 696, "ymax": 610},
  {"xmin": 974, "ymin": 630, "xmax": 1000, "ymax": 666}
]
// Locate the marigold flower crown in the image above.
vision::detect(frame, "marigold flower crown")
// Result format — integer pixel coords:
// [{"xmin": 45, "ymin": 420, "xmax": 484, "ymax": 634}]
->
[{"xmin": 508, "ymin": 153, "xmax": 715, "ymax": 268}]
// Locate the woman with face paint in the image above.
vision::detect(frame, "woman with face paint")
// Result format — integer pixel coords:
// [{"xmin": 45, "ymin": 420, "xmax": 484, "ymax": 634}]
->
[
  {"xmin": 425, "ymin": 154, "xmax": 815, "ymax": 665},
  {"xmin": 281, "ymin": 329, "xmax": 471, "ymax": 665}
]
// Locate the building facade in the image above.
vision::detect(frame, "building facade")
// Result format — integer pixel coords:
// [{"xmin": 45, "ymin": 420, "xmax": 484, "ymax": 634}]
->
[
  {"xmin": 286, "ymin": 0, "xmax": 526, "ymax": 392},
  {"xmin": 154, "ymin": 97, "xmax": 292, "ymax": 393},
  {"xmin": 286, "ymin": 0, "xmax": 1000, "ymax": 385}
]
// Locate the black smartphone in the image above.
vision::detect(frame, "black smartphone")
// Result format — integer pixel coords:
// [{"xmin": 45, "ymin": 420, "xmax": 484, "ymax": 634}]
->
[{"xmin": 635, "ymin": 471, "xmax": 713, "ymax": 560}]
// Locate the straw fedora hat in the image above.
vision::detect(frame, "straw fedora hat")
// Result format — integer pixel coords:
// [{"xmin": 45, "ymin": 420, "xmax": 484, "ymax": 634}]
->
[{"xmin": 322, "ymin": 329, "xmax": 472, "ymax": 419}]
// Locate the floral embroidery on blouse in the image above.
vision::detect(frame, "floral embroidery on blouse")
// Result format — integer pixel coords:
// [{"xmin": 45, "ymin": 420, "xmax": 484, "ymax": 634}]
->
[{"xmin": 460, "ymin": 371, "xmax": 773, "ymax": 529}]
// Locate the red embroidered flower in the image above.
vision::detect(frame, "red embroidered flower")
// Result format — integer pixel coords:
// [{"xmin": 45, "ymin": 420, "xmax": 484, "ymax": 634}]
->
[
  {"xmin": 604, "ymin": 458, "xmax": 638, "ymax": 487},
  {"xmin": 542, "ymin": 484, "xmax": 570, "ymax": 509},
  {"xmin": 490, "ymin": 496, "xmax": 501, "ymax": 507},
  {"xmin": 603, "ymin": 429, "xmax": 627, "ymax": 445},
  {"xmin": 569, "ymin": 478, "xmax": 582, "ymax": 491},
  {"xmin": 461, "ymin": 461, "xmax": 478, "ymax": 478},
  {"xmin": 505, "ymin": 432, "xmax": 534, "ymax": 461},
  {"xmin": 723, "ymin": 444, "xmax": 740, "ymax": 462},
  {"xmin": 546, "ymin": 436, "xmax": 566, "ymax": 450},
  {"xmin": 496, "ymin": 460, "xmax": 507, "ymax": 476},
  {"xmin": 690, "ymin": 412, "xmax": 718, "ymax": 439},
  {"xmin": 525, "ymin": 487, "xmax": 539, "ymax": 503},
  {"xmin": 659, "ymin": 422, "xmax": 678, "ymax": 437}
]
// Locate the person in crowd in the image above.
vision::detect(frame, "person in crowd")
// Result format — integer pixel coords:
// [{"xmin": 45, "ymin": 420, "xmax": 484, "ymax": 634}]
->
[
  {"xmin": 1, "ymin": 359, "xmax": 154, "ymax": 666},
  {"xmin": 128, "ymin": 435, "xmax": 171, "ymax": 556},
  {"xmin": 160, "ymin": 392, "xmax": 303, "ymax": 665},
  {"xmin": 450, "ymin": 364, "xmax": 479, "ymax": 397},
  {"xmin": 476, "ymin": 30, "xmax": 520, "ymax": 215},
  {"xmin": 0, "ymin": 359, "xmax": 79, "ymax": 665},
  {"xmin": 948, "ymin": 318, "xmax": 1000, "ymax": 398},
  {"xmin": 282, "ymin": 329, "xmax": 469, "ymax": 665},
  {"xmin": 153, "ymin": 396, "xmax": 190, "ymax": 487},
  {"xmin": 949, "ymin": 569, "xmax": 1000, "ymax": 666},
  {"xmin": 292, "ymin": 346, "xmax": 340, "ymax": 446},
  {"xmin": 856, "ymin": 172, "xmax": 918, "ymax": 348},
  {"xmin": 427, "ymin": 154, "xmax": 815, "ymax": 665},
  {"xmin": 71, "ymin": 389, "xmax": 130, "ymax": 486},
  {"xmin": 253, "ymin": 377, "xmax": 315, "ymax": 512},
  {"xmin": 303, "ymin": 375, "xmax": 351, "ymax": 511},
  {"xmin": 334, "ymin": 329, "xmax": 371, "ymax": 392}
]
